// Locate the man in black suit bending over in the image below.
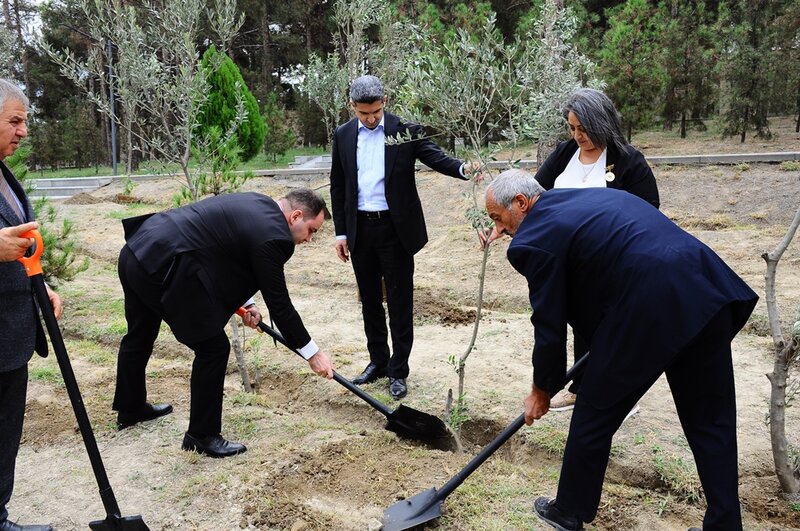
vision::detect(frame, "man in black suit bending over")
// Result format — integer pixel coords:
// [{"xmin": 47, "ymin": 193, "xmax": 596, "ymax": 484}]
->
[
  {"xmin": 113, "ymin": 189, "xmax": 334, "ymax": 457},
  {"xmin": 330, "ymin": 75, "xmax": 476, "ymax": 399}
]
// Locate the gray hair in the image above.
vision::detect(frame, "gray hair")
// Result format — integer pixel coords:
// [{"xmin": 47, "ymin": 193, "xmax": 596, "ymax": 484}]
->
[
  {"xmin": 563, "ymin": 88, "xmax": 627, "ymax": 153},
  {"xmin": 487, "ymin": 169, "xmax": 545, "ymax": 209},
  {"xmin": 349, "ymin": 75, "xmax": 384, "ymax": 104},
  {"xmin": 0, "ymin": 78, "xmax": 29, "ymax": 112}
]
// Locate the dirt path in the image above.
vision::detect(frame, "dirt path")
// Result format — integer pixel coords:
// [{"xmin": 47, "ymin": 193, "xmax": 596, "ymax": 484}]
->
[{"xmin": 8, "ymin": 159, "xmax": 800, "ymax": 530}]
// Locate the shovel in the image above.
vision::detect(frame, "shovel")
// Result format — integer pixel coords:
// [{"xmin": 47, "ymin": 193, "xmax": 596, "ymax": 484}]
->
[
  {"xmin": 19, "ymin": 230, "xmax": 150, "ymax": 531},
  {"xmin": 235, "ymin": 308, "xmax": 459, "ymax": 451},
  {"xmin": 381, "ymin": 354, "xmax": 589, "ymax": 531}
]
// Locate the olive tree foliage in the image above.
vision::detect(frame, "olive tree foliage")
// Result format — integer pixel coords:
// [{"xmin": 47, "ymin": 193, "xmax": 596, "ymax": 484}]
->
[
  {"xmin": 332, "ymin": 0, "xmax": 388, "ymax": 81},
  {"xmin": 293, "ymin": 53, "xmax": 349, "ymax": 147},
  {"xmin": 392, "ymin": 1, "xmax": 597, "ymax": 419},
  {"xmin": 513, "ymin": 0, "xmax": 601, "ymax": 163},
  {"xmin": 295, "ymin": 0, "xmax": 400, "ymax": 146},
  {"xmin": 42, "ymin": 0, "xmax": 245, "ymax": 202},
  {"xmin": 763, "ymin": 206, "xmax": 800, "ymax": 497}
]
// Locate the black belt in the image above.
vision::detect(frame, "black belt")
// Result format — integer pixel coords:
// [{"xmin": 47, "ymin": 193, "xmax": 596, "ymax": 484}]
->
[{"xmin": 357, "ymin": 210, "xmax": 391, "ymax": 219}]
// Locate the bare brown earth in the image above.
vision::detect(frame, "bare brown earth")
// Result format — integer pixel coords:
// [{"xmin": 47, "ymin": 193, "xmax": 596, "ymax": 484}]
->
[{"xmin": 9, "ymin": 118, "xmax": 800, "ymax": 531}]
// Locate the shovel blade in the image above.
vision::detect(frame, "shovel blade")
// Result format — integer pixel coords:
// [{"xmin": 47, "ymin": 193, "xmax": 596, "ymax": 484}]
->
[
  {"xmin": 386, "ymin": 405, "xmax": 460, "ymax": 452},
  {"xmin": 382, "ymin": 487, "xmax": 443, "ymax": 531},
  {"xmin": 89, "ymin": 514, "xmax": 150, "ymax": 531}
]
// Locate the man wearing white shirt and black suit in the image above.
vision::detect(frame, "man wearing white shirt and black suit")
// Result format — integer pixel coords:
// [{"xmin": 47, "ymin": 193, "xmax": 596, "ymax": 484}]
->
[
  {"xmin": 329, "ymin": 75, "xmax": 475, "ymax": 399},
  {"xmin": 113, "ymin": 189, "xmax": 334, "ymax": 457}
]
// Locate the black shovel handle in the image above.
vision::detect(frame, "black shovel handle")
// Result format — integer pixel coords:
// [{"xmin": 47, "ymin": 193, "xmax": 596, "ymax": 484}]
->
[
  {"xmin": 235, "ymin": 308, "xmax": 394, "ymax": 417},
  {"xmin": 18, "ymin": 231, "xmax": 123, "ymax": 518},
  {"xmin": 435, "ymin": 354, "xmax": 589, "ymax": 501}
]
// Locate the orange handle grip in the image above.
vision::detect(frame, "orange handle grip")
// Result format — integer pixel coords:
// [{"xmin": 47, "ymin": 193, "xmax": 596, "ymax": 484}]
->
[
  {"xmin": 235, "ymin": 307, "xmax": 246, "ymax": 317},
  {"xmin": 17, "ymin": 229, "xmax": 43, "ymax": 277}
]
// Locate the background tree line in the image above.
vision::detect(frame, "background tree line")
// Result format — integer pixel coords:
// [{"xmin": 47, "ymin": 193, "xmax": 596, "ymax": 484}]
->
[{"xmin": 0, "ymin": 0, "xmax": 797, "ymax": 173}]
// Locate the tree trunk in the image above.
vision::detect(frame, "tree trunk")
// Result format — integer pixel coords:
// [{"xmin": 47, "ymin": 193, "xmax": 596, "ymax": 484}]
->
[
  {"xmin": 740, "ymin": 105, "xmax": 748, "ymax": 143},
  {"xmin": 456, "ymin": 242, "xmax": 491, "ymax": 412},
  {"xmin": 680, "ymin": 110, "xmax": 687, "ymax": 139},
  {"xmin": 536, "ymin": 141, "xmax": 557, "ymax": 169},
  {"xmin": 762, "ymin": 204, "xmax": 800, "ymax": 496},
  {"xmin": 766, "ymin": 341, "xmax": 800, "ymax": 495},
  {"xmin": 795, "ymin": 79, "xmax": 799, "ymax": 133},
  {"xmin": 11, "ymin": 0, "xmax": 30, "ymax": 91},
  {"xmin": 2, "ymin": 0, "xmax": 13, "ymax": 75},
  {"xmin": 229, "ymin": 317, "xmax": 253, "ymax": 393},
  {"xmin": 260, "ymin": 12, "xmax": 273, "ymax": 92}
]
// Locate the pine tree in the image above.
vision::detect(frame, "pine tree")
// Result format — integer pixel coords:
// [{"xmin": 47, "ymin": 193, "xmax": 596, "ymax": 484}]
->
[
  {"xmin": 599, "ymin": 0, "xmax": 665, "ymax": 140},
  {"xmin": 198, "ymin": 44, "xmax": 266, "ymax": 162},
  {"xmin": 7, "ymin": 143, "xmax": 88, "ymax": 285},
  {"xmin": 716, "ymin": 0, "xmax": 780, "ymax": 142},
  {"xmin": 656, "ymin": 0, "xmax": 716, "ymax": 138}
]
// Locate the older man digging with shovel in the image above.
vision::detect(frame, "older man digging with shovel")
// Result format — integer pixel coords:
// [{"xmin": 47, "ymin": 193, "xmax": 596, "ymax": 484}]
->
[{"xmin": 485, "ymin": 169, "xmax": 757, "ymax": 531}]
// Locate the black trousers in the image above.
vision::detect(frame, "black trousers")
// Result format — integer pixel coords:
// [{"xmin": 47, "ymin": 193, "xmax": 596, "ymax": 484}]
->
[
  {"xmin": 0, "ymin": 364, "xmax": 28, "ymax": 521},
  {"xmin": 556, "ymin": 305, "xmax": 741, "ymax": 531},
  {"xmin": 350, "ymin": 216, "xmax": 414, "ymax": 378},
  {"xmin": 113, "ymin": 245, "xmax": 232, "ymax": 437}
]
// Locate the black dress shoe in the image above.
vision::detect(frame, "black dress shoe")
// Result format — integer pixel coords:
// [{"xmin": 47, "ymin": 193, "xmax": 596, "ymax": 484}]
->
[
  {"xmin": 389, "ymin": 377, "xmax": 407, "ymax": 400},
  {"xmin": 534, "ymin": 497, "xmax": 584, "ymax": 531},
  {"xmin": 181, "ymin": 433, "xmax": 247, "ymax": 458},
  {"xmin": 351, "ymin": 362, "xmax": 388, "ymax": 385},
  {"xmin": 117, "ymin": 402, "xmax": 173, "ymax": 430},
  {"xmin": 0, "ymin": 519, "xmax": 53, "ymax": 531}
]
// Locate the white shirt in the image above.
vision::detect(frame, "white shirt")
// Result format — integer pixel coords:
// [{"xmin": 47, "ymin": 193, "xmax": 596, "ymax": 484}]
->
[
  {"xmin": 356, "ymin": 117, "xmax": 389, "ymax": 211},
  {"xmin": 554, "ymin": 148, "xmax": 608, "ymax": 189}
]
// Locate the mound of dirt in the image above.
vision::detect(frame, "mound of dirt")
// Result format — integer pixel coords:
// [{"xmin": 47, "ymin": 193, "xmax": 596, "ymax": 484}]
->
[{"xmin": 64, "ymin": 192, "xmax": 103, "ymax": 204}]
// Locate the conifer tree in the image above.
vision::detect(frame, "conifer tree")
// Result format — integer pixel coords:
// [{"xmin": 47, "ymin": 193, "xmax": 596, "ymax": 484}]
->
[
  {"xmin": 198, "ymin": 44, "xmax": 266, "ymax": 162},
  {"xmin": 599, "ymin": 0, "xmax": 665, "ymax": 140}
]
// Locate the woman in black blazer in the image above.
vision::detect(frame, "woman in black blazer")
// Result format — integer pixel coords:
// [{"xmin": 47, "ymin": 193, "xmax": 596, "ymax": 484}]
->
[{"xmin": 534, "ymin": 88, "xmax": 660, "ymax": 410}]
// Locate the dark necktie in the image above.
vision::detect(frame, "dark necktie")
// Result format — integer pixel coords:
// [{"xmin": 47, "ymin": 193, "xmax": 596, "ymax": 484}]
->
[{"xmin": 0, "ymin": 173, "xmax": 25, "ymax": 222}]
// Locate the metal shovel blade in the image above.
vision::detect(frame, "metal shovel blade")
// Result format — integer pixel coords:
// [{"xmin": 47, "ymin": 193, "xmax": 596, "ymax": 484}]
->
[
  {"xmin": 381, "ymin": 355, "xmax": 590, "ymax": 530},
  {"xmin": 386, "ymin": 404, "xmax": 460, "ymax": 452},
  {"xmin": 240, "ymin": 310, "xmax": 461, "ymax": 451},
  {"xmin": 89, "ymin": 514, "xmax": 150, "ymax": 531},
  {"xmin": 382, "ymin": 488, "xmax": 443, "ymax": 531}
]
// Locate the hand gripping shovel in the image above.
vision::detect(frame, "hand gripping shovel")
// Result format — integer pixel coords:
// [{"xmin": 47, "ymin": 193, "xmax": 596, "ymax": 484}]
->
[
  {"xmin": 235, "ymin": 308, "xmax": 459, "ymax": 451},
  {"xmin": 19, "ymin": 230, "xmax": 149, "ymax": 531},
  {"xmin": 382, "ymin": 354, "xmax": 589, "ymax": 531}
]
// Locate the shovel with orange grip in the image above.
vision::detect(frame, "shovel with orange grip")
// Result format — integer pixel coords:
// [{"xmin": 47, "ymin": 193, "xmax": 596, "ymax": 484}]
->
[{"xmin": 19, "ymin": 230, "xmax": 149, "ymax": 531}]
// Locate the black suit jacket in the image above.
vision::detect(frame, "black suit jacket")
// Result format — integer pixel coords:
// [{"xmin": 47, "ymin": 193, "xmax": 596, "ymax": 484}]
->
[
  {"xmin": 534, "ymin": 139, "xmax": 660, "ymax": 209},
  {"xmin": 508, "ymin": 188, "xmax": 757, "ymax": 409},
  {"xmin": 122, "ymin": 193, "xmax": 312, "ymax": 347},
  {"xmin": 0, "ymin": 160, "xmax": 47, "ymax": 372},
  {"xmin": 329, "ymin": 112, "xmax": 466, "ymax": 255}
]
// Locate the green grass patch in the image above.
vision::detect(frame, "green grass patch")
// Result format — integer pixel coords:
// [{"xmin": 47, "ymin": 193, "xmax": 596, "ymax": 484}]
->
[
  {"xmin": 780, "ymin": 160, "xmax": 800, "ymax": 171},
  {"xmin": 230, "ymin": 392, "xmax": 275, "ymax": 408},
  {"xmin": 652, "ymin": 445, "xmax": 702, "ymax": 503},
  {"xmin": 29, "ymin": 364, "xmax": 64, "ymax": 386},
  {"xmin": 65, "ymin": 338, "xmax": 116, "ymax": 365},
  {"xmin": 225, "ymin": 410, "xmax": 263, "ymax": 440},
  {"xmin": 523, "ymin": 423, "xmax": 568, "ymax": 457},
  {"xmin": 442, "ymin": 460, "xmax": 542, "ymax": 528}
]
